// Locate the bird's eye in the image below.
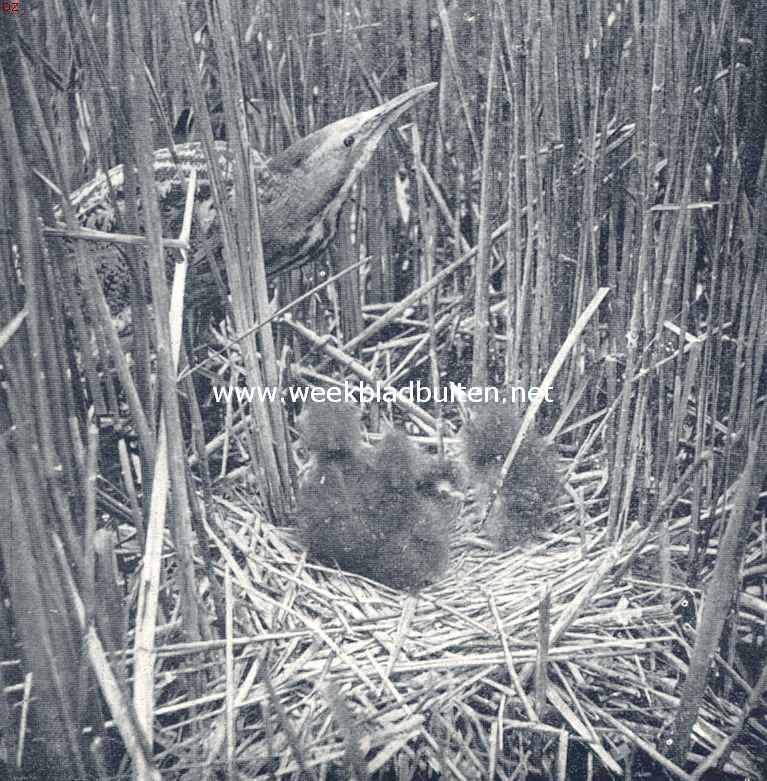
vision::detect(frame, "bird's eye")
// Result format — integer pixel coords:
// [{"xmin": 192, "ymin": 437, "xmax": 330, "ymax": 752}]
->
[{"xmin": 343, "ymin": 134, "xmax": 355, "ymax": 148}]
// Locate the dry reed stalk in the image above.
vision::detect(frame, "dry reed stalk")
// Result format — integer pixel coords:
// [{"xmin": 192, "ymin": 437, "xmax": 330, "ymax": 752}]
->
[
  {"xmin": 411, "ymin": 123, "xmax": 445, "ymax": 455},
  {"xmin": 54, "ymin": 534, "xmax": 160, "ymax": 779},
  {"xmin": 470, "ymin": 20, "xmax": 498, "ymax": 389},
  {"xmin": 123, "ymin": 15, "xmax": 201, "ymax": 769},
  {"xmin": 671, "ymin": 368, "xmax": 767, "ymax": 764}
]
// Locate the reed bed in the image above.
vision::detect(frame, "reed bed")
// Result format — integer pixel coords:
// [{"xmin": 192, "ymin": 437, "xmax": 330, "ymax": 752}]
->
[{"xmin": 1, "ymin": 0, "xmax": 766, "ymax": 778}]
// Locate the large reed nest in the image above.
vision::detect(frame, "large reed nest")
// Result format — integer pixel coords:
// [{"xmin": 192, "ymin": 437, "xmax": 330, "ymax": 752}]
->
[{"xmin": 144, "ymin": 459, "xmax": 765, "ymax": 780}]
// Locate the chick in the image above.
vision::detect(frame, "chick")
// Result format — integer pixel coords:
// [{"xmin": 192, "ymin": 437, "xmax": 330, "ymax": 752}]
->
[
  {"xmin": 461, "ymin": 398, "xmax": 563, "ymax": 549},
  {"xmin": 296, "ymin": 398, "xmax": 367, "ymax": 459},
  {"xmin": 295, "ymin": 400, "xmax": 378, "ymax": 575},
  {"xmin": 296, "ymin": 401, "xmax": 454, "ymax": 589},
  {"xmin": 360, "ymin": 430, "xmax": 452, "ymax": 589}
]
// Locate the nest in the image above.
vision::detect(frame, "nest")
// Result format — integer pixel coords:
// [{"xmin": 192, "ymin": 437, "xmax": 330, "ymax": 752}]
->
[{"xmin": 146, "ymin": 463, "xmax": 764, "ymax": 780}]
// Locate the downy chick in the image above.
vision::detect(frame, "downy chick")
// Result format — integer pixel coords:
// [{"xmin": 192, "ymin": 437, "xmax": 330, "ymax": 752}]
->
[
  {"xmin": 359, "ymin": 430, "xmax": 452, "ymax": 590},
  {"xmin": 296, "ymin": 400, "xmax": 454, "ymax": 589},
  {"xmin": 296, "ymin": 400, "xmax": 378, "ymax": 575},
  {"xmin": 461, "ymin": 398, "xmax": 563, "ymax": 550}
]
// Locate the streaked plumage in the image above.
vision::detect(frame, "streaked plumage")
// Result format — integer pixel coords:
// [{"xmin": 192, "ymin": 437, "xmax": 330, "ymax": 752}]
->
[{"xmin": 63, "ymin": 83, "xmax": 437, "ymax": 314}]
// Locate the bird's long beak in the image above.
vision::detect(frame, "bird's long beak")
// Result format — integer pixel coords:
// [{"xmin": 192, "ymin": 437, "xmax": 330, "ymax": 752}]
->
[
  {"xmin": 361, "ymin": 81, "xmax": 438, "ymax": 127},
  {"xmin": 263, "ymin": 82, "xmax": 438, "ymax": 274},
  {"xmin": 330, "ymin": 82, "xmax": 439, "ymax": 203},
  {"xmin": 346, "ymin": 82, "xmax": 438, "ymax": 168}
]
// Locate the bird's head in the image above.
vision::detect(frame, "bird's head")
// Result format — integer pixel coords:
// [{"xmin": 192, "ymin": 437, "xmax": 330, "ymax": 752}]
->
[{"xmin": 260, "ymin": 82, "xmax": 437, "ymax": 274}]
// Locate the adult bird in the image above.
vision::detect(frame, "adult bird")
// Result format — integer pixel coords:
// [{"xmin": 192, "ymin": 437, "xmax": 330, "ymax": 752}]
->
[{"xmin": 64, "ymin": 82, "xmax": 437, "ymax": 318}]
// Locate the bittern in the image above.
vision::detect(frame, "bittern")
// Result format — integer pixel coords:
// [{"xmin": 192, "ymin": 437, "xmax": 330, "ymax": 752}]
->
[
  {"xmin": 296, "ymin": 400, "xmax": 457, "ymax": 590},
  {"xmin": 67, "ymin": 82, "xmax": 437, "ymax": 315},
  {"xmin": 461, "ymin": 397, "xmax": 564, "ymax": 550}
]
